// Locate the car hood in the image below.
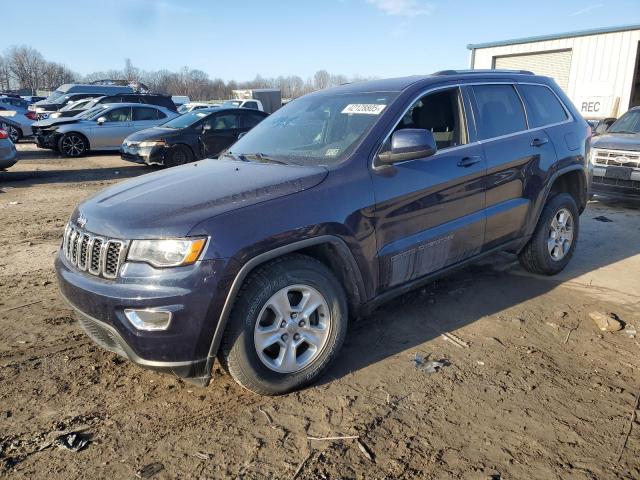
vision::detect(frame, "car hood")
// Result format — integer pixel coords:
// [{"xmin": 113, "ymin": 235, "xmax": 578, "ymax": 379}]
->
[
  {"xmin": 125, "ymin": 127, "xmax": 181, "ymax": 142},
  {"xmin": 33, "ymin": 117, "xmax": 82, "ymax": 128},
  {"xmin": 592, "ymin": 133, "xmax": 640, "ymax": 152},
  {"xmin": 71, "ymin": 159, "xmax": 328, "ymax": 239}
]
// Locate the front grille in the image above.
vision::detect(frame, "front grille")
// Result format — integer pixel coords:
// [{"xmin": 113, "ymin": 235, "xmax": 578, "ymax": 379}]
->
[
  {"xmin": 593, "ymin": 148, "xmax": 640, "ymax": 169},
  {"xmin": 63, "ymin": 224, "xmax": 126, "ymax": 279},
  {"xmin": 76, "ymin": 314, "xmax": 128, "ymax": 358}
]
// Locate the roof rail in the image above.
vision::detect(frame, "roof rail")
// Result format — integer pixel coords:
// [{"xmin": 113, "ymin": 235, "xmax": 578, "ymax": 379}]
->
[{"xmin": 432, "ymin": 69, "xmax": 534, "ymax": 76}]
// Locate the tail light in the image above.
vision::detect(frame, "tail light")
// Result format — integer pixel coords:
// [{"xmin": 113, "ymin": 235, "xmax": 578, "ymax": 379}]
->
[
  {"xmin": 26, "ymin": 111, "xmax": 37, "ymax": 121},
  {"xmin": 0, "ymin": 130, "xmax": 8, "ymax": 140}
]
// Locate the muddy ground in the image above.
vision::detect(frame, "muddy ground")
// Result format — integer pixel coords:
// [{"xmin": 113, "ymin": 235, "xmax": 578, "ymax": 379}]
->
[{"xmin": 1, "ymin": 143, "xmax": 639, "ymax": 479}]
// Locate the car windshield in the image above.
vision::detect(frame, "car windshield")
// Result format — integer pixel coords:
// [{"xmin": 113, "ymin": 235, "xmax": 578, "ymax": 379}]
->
[
  {"xmin": 223, "ymin": 100, "xmax": 242, "ymax": 107},
  {"xmin": 43, "ymin": 90, "xmax": 66, "ymax": 103},
  {"xmin": 79, "ymin": 106, "xmax": 108, "ymax": 119},
  {"xmin": 160, "ymin": 111, "xmax": 209, "ymax": 129},
  {"xmin": 607, "ymin": 110, "xmax": 640, "ymax": 134},
  {"xmin": 227, "ymin": 91, "xmax": 398, "ymax": 166}
]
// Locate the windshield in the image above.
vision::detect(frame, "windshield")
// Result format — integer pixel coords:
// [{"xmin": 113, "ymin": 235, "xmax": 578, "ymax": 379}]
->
[
  {"xmin": 607, "ymin": 110, "xmax": 640, "ymax": 134},
  {"xmin": 78, "ymin": 105, "xmax": 109, "ymax": 119},
  {"xmin": 223, "ymin": 100, "xmax": 242, "ymax": 107},
  {"xmin": 43, "ymin": 90, "xmax": 66, "ymax": 103},
  {"xmin": 160, "ymin": 111, "xmax": 209, "ymax": 129},
  {"xmin": 228, "ymin": 91, "xmax": 398, "ymax": 166}
]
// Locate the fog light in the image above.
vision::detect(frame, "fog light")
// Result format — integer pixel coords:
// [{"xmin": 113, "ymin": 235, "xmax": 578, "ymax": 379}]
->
[{"xmin": 124, "ymin": 308, "xmax": 173, "ymax": 331}]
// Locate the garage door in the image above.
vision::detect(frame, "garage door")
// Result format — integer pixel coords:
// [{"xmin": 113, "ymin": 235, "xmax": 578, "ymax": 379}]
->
[{"xmin": 494, "ymin": 50, "xmax": 572, "ymax": 91}]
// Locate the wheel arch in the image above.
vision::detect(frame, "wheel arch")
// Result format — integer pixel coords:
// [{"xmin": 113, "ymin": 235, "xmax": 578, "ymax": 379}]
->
[{"xmin": 204, "ymin": 235, "xmax": 366, "ymax": 374}]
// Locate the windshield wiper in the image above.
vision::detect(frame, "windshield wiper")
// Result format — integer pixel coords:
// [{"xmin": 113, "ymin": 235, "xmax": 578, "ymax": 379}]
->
[
  {"xmin": 219, "ymin": 151, "xmax": 242, "ymax": 161},
  {"xmin": 238, "ymin": 153, "xmax": 288, "ymax": 165}
]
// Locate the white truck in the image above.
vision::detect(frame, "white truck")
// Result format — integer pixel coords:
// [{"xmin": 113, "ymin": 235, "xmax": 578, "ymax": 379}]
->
[{"xmin": 230, "ymin": 89, "xmax": 282, "ymax": 114}]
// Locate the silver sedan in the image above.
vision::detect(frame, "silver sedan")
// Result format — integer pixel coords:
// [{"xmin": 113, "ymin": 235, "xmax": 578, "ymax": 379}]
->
[{"xmin": 35, "ymin": 103, "xmax": 177, "ymax": 157}]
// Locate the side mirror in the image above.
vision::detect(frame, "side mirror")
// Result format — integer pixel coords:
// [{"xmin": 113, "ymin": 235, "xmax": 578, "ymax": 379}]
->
[
  {"xmin": 377, "ymin": 128, "xmax": 437, "ymax": 165},
  {"xmin": 96, "ymin": 116, "xmax": 106, "ymax": 125}
]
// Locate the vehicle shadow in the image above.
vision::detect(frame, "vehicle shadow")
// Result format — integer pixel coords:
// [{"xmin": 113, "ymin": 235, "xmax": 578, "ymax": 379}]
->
[
  {"xmin": 318, "ymin": 200, "xmax": 640, "ymax": 386},
  {"xmin": 0, "ymin": 165, "xmax": 150, "ymax": 187}
]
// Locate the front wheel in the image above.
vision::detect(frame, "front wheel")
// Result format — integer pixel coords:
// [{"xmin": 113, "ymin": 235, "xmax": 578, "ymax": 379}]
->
[
  {"xmin": 165, "ymin": 144, "xmax": 193, "ymax": 168},
  {"xmin": 220, "ymin": 254, "xmax": 348, "ymax": 395},
  {"xmin": 518, "ymin": 192, "xmax": 579, "ymax": 275},
  {"xmin": 58, "ymin": 133, "xmax": 88, "ymax": 157}
]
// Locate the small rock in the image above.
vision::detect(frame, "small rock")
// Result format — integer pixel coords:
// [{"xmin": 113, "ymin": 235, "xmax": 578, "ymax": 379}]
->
[
  {"xmin": 589, "ymin": 311, "xmax": 623, "ymax": 332},
  {"xmin": 7, "ymin": 201, "xmax": 20, "ymax": 205},
  {"xmin": 546, "ymin": 322, "xmax": 560, "ymax": 330},
  {"xmin": 41, "ymin": 280, "xmax": 51, "ymax": 286},
  {"xmin": 511, "ymin": 317, "xmax": 525, "ymax": 328},
  {"xmin": 593, "ymin": 215, "xmax": 613, "ymax": 222},
  {"xmin": 554, "ymin": 311, "xmax": 568, "ymax": 319},
  {"xmin": 625, "ymin": 325, "xmax": 637, "ymax": 338}
]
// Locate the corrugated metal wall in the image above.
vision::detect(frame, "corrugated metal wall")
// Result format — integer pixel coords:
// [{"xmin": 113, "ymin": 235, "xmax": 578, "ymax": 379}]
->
[
  {"xmin": 472, "ymin": 29, "xmax": 640, "ymax": 118},
  {"xmin": 494, "ymin": 50, "xmax": 572, "ymax": 91}
]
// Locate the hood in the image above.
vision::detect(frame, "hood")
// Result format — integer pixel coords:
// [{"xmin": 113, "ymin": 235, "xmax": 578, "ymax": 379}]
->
[
  {"xmin": 33, "ymin": 117, "xmax": 82, "ymax": 129},
  {"xmin": 125, "ymin": 126, "xmax": 179, "ymax": 142},
  {"xmin": 71, "ymin": 159, "xmax": 328, "ymax": 239},
  {"xmin": 592, "ymin": 133, "xmax": 640, "ymax": 152}
]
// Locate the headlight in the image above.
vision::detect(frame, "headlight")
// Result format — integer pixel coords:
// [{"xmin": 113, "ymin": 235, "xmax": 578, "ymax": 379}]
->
[
  {"xmin": 139, "ymin": 140, "xmax": 166, "ymax": 148},
  {"xmin": 50, "ymin": 112, "xmax": 61, "ymax": 118},
  {"xmin": 127, "ymin": 237, "xmax": 207, "ymax": 268}
]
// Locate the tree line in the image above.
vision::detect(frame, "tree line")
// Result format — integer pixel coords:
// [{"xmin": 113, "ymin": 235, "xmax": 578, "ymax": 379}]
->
[{"xmin": 0, "ymin": 46, "xmax": 372, "ymax": 100}]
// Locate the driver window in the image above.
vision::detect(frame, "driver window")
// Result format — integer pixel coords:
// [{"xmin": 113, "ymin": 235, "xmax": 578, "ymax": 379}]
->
[
  {"xmin": 104, "ymin": 107, "xmax": 132, "ymax": 123},
  {"xmin": 212, "ymin": 114, "xmax": 239, "ymax": 130},
  {"xmin": 394, "ymin": 88, "xmax": 467, "ymax": 149}
]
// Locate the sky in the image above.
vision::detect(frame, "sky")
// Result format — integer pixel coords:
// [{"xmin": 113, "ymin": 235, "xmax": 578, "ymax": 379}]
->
[{"xmin": 3, "ymin": 0, "xmax": 640, "ymax": 82}]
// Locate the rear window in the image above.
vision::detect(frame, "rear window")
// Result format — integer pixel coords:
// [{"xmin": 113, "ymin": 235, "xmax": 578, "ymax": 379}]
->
[
  {"xmin": 133, "ymin": 107, "xmax": 158, "ymax": 121},
  {"xmin": 472, "ymin": 85, "xmax": 527, "ymax": 140},
  {"xmin": 519, "ymin": 84, "xmax": 568, "ymax": 127}
]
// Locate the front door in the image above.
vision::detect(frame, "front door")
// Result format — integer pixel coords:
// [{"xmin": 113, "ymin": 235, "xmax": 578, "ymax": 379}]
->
[
  {"xmin": 372, "ymin": 87, "xmax": 487, "ymax": 291},
  {"xmin": 89, "ymin": 106, "xmax": 133, "ymax": 149},
  {"xmin": 201, "ymin": 112, "xmax": 242, "ymax": 158}
]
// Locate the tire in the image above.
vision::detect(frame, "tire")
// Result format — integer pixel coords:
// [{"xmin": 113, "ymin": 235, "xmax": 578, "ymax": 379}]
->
[
  {"xmin": 165, "ymin": 144, "xmax": 193, "ymax": 168},
  {"xmin": 4, "ymin": 124, "xmax": 20, "ymax": 143},
  {"xmin": 58, "ymin": 133, "xmax": 88, "ymax": 157},
  {"xmin": 220, "ymin": 254, "xmax": 348, "ymax": 395},
  {"xmin": 518, "ymin": 193, "xmax": 579, "ymax": 275}
]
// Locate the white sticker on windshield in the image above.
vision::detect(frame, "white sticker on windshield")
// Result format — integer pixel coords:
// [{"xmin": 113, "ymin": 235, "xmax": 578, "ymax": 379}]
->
[
  {"xmin": 325, "ymin": 148, "xmax": 340, "ymax": 157},
  {"xmin": 341, "ymin": 104, "xmax": 386, "ymax": 115}
]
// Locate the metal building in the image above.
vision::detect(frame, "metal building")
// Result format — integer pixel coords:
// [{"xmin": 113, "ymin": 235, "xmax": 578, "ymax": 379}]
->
[{"xmin": 468, "ymin": 24, "xmax": 640, "ymax": 120}]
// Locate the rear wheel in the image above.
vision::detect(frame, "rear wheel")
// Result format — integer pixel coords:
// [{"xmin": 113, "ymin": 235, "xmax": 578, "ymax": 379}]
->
[
  {"xmin": 518, "ymin": 193, "xmax": 579, "ymax": 275},
  {"xmin": 220, "ymin": 255, "xmax": 348, "ymax": 395},
  {"xmin": 58, "ymin": 133, "xmax": 88, "ymax": 157},
  {"xmin": 165, "ymin": 144, "xmax": 193, "ymax": 168}
]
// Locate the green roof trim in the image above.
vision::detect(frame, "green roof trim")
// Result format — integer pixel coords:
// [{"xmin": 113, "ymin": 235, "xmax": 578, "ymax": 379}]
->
[{"xmin": 467, "ymin": 24, "xmax": 640, "ymax": 50}]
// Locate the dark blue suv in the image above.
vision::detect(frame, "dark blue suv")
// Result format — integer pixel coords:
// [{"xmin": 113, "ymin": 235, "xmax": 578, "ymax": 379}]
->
[{"xmin": 55, "ymin": 70, "xmax": 590, "ymax": 395}]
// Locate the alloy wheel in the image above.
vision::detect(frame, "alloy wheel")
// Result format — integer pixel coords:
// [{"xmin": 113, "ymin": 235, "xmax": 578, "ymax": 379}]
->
[
  {"xmin": 6, "ymin": 125, "xmax": 19, "ymax": 143},
  {"xmin": 61, "ymin": 134, "xmax": 85, "ymax": 157},
  {"xmin": 547, "ymin": 208, "xmax": 574, "ymax": 261},
  {"xmin": 253, "ymin": 284, "xmax": 332, "ymax": 373}
]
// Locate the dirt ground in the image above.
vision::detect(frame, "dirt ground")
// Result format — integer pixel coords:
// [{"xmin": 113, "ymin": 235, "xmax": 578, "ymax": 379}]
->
[{"xmin": 1, "ymin": 143, "xmax": 639, "ymax": 480}]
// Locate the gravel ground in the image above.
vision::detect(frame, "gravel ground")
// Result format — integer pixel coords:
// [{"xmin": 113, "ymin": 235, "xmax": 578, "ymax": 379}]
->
[{"xmin": 1, "ymin": 143, "xmax": 639, "ymax": 479}]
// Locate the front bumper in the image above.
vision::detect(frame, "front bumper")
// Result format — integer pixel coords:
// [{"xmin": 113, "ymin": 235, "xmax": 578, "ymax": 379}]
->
[
  {"xmin": 55, "ymin": 250, "xmax": 231, "ymax": 384},
  {"xmin": 120, "ymin": 144, "xmax": 167, "ymax": 166},
  {"xmin": 592, "ymin": 165, "xmax": 640, "ymax": 199},
  {"xmin": 35, "ymin": 131, "xmax": 59, "ymax": 149}
]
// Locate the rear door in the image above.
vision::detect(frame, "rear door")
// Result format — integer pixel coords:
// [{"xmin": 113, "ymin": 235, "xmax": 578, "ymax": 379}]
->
[
  {"xmin": 201, "ymin": 112, "xmax": 242, "ymax": 158},
  {"xmin": 132, "ymin": 106, "xmax": 164, "ymax": 134},
  {"xmin": 89, "ymin": 106, "xmax": 133, "ymax": 149},
  {"xmin": 372, "ymin": 86, "xmax": 487, "ymax": 291},
  {"xmin": 469, "ymin": 84, "xmax": 558, "ymax": 249}
]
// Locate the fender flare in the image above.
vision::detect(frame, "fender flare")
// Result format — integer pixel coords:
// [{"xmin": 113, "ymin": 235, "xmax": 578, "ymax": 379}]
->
[{"xmin": 203, "ymin": 235, "xmax": 365, "ymax": 373}]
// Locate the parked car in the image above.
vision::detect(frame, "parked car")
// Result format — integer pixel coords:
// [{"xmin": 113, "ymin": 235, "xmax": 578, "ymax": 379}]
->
[
  {"xmin": 30, "ymin": 83, "xmax": 134, "ymax": 112},
  {"xmin": 121, "ymin": 107, "xmax": 268, "ymax": 167},
  {"xmin": 20, "ymin": 95, "xmax": 46, "ymax": 104},
  {"xmin": 590, "ymin": 106, "xmax": 640, "ymax": 199},
  {"xmin": 55, "ymin": 71, "xmax": 589, "ymax": 394},
  {"xmin": 172, "ymin": 96, "xmax": 190, "ymax": 107},
  {"xmin": 221, "ymin": 99, "xmax": 264, "ymax": 111},
  {"xmin": 34, "ymin": 92, "xmax": 111, "ymax": 119},
  {"xmin": 0, "ymin": 111, "xmax": 36, "ymax": 142},
  {"xmin": 0, "ymin": 129, "xmax": 18, "ymax": 170},
  {"xmin": 588, "ymin": 117, "xmax": 617, "ymax": 136},
  {"xmin": 177, "ymin": 102, "xmax": 219, "ymax": 113},
  {"xmin": 0, "ymin": 95, "xmax": 30, "ymax": 110},
  {"xmin": 35, "ymin": 103, "xmax": 177, "ymax": 157},
  {"xmin": 48, "ymin": 93, "xmax": 177, "ymax": 119}
]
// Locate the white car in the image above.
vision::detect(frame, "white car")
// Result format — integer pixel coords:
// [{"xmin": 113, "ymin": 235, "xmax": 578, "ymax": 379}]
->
[
  {"xmin": 221, "ymin": 99, "xmax": 264, "ymax": 111},
  {"xmin": 177, "ymin": 102, "xmax": 219, "ymax": 114}
]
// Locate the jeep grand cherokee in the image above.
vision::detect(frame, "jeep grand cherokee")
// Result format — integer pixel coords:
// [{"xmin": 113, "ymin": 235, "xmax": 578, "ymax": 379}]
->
[{"xmin": 55, "ymin": 70, "xmax": 590, "ymax": 395}]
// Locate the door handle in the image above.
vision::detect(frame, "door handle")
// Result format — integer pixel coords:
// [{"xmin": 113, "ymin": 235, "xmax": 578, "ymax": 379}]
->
[
  {"xmin": 530, "ymin": 137, "xmax": 549, "ymax": 147},
  {"xmin": 457, "ymin": 156, "xmax": 481, "ymax": 168}
]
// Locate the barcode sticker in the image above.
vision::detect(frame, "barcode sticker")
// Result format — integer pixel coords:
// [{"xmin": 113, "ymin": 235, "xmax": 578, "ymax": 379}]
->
[{"xmin": 341, "ymin": 104, "xmax": 386, "ymax": 115}]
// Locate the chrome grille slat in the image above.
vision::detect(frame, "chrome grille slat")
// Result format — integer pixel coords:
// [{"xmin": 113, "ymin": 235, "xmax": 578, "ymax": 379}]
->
[
  {"xmin": 593, "ymin": 148, "xmax": 640, "ymax": 169},
  {"xmin": 62, "ymin": 224, "xmax": 126, "ymax": 279}
]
